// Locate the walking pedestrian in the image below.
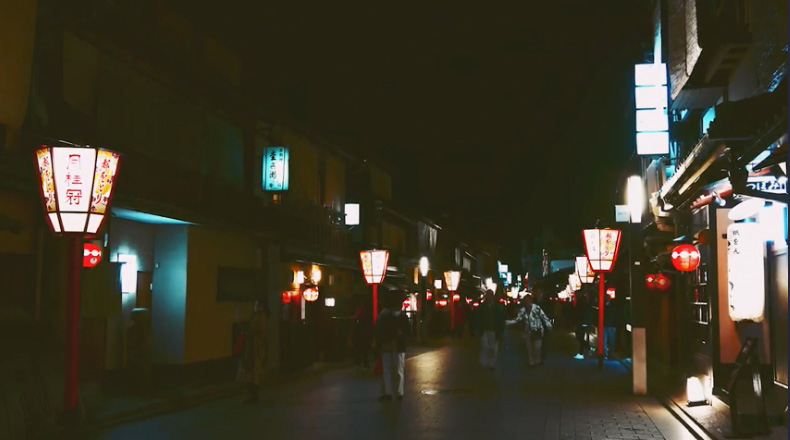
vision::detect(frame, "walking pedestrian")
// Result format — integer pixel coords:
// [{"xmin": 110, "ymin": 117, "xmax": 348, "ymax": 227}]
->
[
  {"xmin": 236, "ymin": 300, "xmax": 268, "ymax": 403},
  {"xmin": 375, "ymin": 293, "xmax": 410, "ymax": 401},
  {"xmin": 604, "ymin": 295, "xmax": 617, "ymax": 359},
  {"xmin": 478, "ymin": 289, "xmax": 505, "ymax": 369},
  {"xmin": 352, "ymin": 300, "xmax": 373, "ymax": 368},
  {"xmin": 508, "ymin": 293, "xmax": 552, "ymax": 367}
]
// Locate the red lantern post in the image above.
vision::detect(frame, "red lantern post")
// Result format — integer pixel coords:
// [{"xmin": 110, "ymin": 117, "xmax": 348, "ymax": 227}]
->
[
  {"xmin": 582, "ymin": 228, "xmax": 622, "ymax": 369},
  {"xmin": 359, "ymin": 249, "xmax": 389, "ymax": 322},
  {"xmin": 444, "ymin": 270, "xmax": 461, "ymax": 331},
  {"xmin": 34, "ymin": 144, "xmax": 121, "ymax": 421}
]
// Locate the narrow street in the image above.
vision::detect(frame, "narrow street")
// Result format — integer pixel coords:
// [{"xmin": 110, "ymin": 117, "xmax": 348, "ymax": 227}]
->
[{"xmin": 86, "ymin": 329, "xmax": 696, "ymax": 440}]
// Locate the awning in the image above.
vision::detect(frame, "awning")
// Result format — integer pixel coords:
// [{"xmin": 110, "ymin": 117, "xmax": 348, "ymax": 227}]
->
[{"xmin": 659, "ymin": 87, "xmax": 788, "ymax": 210}]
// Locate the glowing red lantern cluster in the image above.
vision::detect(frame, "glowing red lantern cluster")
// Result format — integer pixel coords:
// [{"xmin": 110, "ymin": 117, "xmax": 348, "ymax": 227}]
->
[
  {"xmin": 645, "ymin": 273, "xmax": 672, "ymax": 291},
  {"xmin": 671, "ymin": 244, "xmax": 700, "ymax": 272}
]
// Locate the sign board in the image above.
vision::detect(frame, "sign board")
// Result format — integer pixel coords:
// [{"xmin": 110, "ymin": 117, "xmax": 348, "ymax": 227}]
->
[
  {"xmin": 344, "ymin": 203, "xmax": 360, "ymax": 225},
  {"xmin": 727, "ymin": 222, "xmax": 765, "ymax": 322},
  {"xmin": 634, "ymin": 63, "xmax": 669, "ymax": 156},
  {"xmin": 615, "ymin": 205, "xmax": 630, "ymax": 223},
  {"xmin": 262, "ymin": 146, "xmax": 289, "ymax": 191}
]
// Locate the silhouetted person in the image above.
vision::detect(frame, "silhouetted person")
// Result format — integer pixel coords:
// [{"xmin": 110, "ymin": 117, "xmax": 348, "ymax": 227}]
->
[{"xmin": 478, "ymin": 290, "xmax": 505, "ymax": 369}]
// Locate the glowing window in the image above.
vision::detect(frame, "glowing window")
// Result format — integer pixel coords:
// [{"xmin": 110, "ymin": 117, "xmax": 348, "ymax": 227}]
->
[{"xmin": 118, "ymin": 254, "xmax": 138, "ymax": 293}]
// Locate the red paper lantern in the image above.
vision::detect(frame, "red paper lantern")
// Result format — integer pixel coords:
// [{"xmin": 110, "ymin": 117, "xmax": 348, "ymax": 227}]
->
[
  {"xmin": 303, "ymin": 286, "xmax": 319, "ymax": 302},
  {"xmin": 426, "ymin": 290, "xmax": 433, "ymax": 300},
  {"xmin": 671, "ymin": 244, "xmax": 701, "ymax": 272},
  {"xmin": 452, "ymin": 293, "xmax": 460, "ymax": 302},
  {"xmin": 436, "ymin": 299, "xmax": 448, "ymax": 307},
  {"xmin": 83, "ymin": 243, "xmax": 102, "ymax": 268},
  {"xmin": 281, "ymin": 291, "xmax": 292, "ymax": 304},
  {"xmin": 645, "ymin": 273, "xmax": 656, "ymax": 290},
  {"xmin": 606, "ymin": 287, "xmax": 616, "ymax": 299},
  {"xmin": 655, "ymin": 273, "xmax": 672, "ymax": 291}
]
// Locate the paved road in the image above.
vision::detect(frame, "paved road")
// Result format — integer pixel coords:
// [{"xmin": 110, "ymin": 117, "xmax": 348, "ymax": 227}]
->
[{"xmin": 88, "ymin": 328, "xmax": 697, "ymax": 440}]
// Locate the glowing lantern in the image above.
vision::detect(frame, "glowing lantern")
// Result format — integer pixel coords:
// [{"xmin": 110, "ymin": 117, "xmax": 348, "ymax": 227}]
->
[
  {"xmin": 281, "ymin": 291, "xmax": 292, "ymax": 304},
  {"xmin": 655, "ymin": 273, "xmax": 672, "ymax": 291},
  {"xmin": 402, "ymin": 298, "xmax": 411, "ymax": 309},
  {"xmin": 302, "ymin": 286, "xmax": 319, "ymax": 302},
  {"xmin": 465, "ymin": 297, "xmax": 472, "ymax": 305},
  {"xmin": 582, "ymin": 227, "xmax": 622, "ymax": 363},
  {"xmin": 359, "ymin": 249, "xmax": 389, "ymax": 320},
  {"xmin": 452, "ymin": 293, "xmax": 460, "ymax": 302},
  {"xmin": 671, "ymin": 244, "xmax": 701, "ymax": 272},
  {"xmin": 35, "ymin": 145, "xmax": 121, "ymax": 235},
  {"xmin": 472, "ymin": 302, "xmax": 480, "ymax": 308},
  {"xmin": 606, "ymin": 287, "xmax": 616, "ymax": 299},
  {"xmin": 444, "ymin": 270, "xmax": 461, "ymax": 330},
  {"xmin": 426, "ymin": 290, "xmax": 433, "ymax": 300},
  {"xmin": 83, "ymin": 243, "xmax": 102, "ymax": 268},
  {"xmin": 645, "ymin": 273, "xmax": 656, "ymax": 290},
  {"xmin": 436, "ymin": 299, "xmax": 448, "ymax": 307}
]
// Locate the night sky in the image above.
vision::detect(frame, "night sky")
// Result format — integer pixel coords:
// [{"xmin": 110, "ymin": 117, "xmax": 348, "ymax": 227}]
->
[{"xmin": 176, "ymin": 1, "xmax": 652, "ymax": 253}]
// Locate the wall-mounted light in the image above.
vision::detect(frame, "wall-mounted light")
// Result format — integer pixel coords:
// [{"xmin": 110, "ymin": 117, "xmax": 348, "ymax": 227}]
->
[
  {"xmin": 117, "ymin": 253, "xmax": 138, "ymax": 294},
  {"xmin": 324, "ymin": 297, "xmax": 335, "ymax": 307},
  {"xmin": 293, "ymin": 270, "xmax": 305, "ymax": 285},
  {"xmin": 311, "ymin": 266, "xmax": 322, "ymax": 284}
]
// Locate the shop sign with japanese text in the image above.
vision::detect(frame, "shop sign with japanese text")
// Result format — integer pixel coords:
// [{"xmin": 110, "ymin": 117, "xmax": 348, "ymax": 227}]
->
[{"xmin": 262, "ymin": 146, "xmax": 289, "ymax": 191}]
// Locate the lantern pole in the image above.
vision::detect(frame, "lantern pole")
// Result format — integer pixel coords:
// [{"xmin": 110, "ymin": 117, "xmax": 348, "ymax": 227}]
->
[
  {"xmin": 597, "ymin": 272, "xmax": 605, "ymax": 369},
  {"xmin": 450, "ymin": 289, "xmax": 455, "ymax": 332},
  {"xmin": 64, "ymin": 235, "xmax": 82, "ymax": 417},
  {"xmin": 372, "ymin": 283, "xmax": 378, "ymax": 323}
]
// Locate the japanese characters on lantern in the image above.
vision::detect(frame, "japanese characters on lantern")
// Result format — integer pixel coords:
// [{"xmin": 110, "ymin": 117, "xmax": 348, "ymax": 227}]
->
[
  {"xmin": 582, "ymin": 228, "xmax": 622, "ymax": 272},
  {"xmin": 262, "ymin": 146, "xmax": 290, "ymax": 191},
  {"xmin": 35, "ymin": 145, "xmax": 120, "ymax": 234},
  {"xmin": 727, "ymin": 223, "xmax": 765, "ymax": 322},
  {"xmin": 359, "ymin": 249, "xmax": 389, "ymax": 285}
]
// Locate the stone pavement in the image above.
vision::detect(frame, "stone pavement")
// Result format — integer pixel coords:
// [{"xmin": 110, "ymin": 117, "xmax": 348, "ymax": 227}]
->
[{"xmin": 79, "ymin": 326, "xmax": 699, "ymax": 440}]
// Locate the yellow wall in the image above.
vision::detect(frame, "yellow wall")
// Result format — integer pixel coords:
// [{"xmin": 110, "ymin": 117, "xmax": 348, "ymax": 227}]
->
[
  {"xmin": 0, "ymin": 0, "xmax": 37, "ymax": 150},
  {"xmin": 324, "ymin": 154, "xmax": 345, "ymax": 212},
  {"xmin": 184, "ymin": 226, "xmax": 258, "ymax": 364},
  {"xmin": 0, "ymin": 189, "xmax": 39, "ymax": 255},
  {"xmin": 369, "ymin": 164, "xmax": 392, "ymax": 201},
  {"xmin": 281, "ymin": 129, "xmax": 318, "ymax": 204}
]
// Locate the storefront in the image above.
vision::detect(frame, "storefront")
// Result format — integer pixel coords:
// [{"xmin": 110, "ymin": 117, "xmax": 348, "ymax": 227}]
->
[{"xmin": 651, "ymin": 86, "xmax": 787, "ymax": 430}]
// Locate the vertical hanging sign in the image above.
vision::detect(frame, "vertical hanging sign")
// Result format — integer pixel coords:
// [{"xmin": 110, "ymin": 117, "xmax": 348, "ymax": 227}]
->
[
  {"xmin": 727, "ymin": 222, "xmax": 765, "ymax": 322},
  {"xmin": 262, "ymin": 146, "xmax": 289, "ymax": 191},
  {"xmin": 634, "ymin": 63, "xmax": 669, "ymax": 155}
]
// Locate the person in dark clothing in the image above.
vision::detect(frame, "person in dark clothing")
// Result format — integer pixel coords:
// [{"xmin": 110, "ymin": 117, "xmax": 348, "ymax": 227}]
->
[
  {"xmin": 574, "ymin": 292, "xmax": 593, "ymax": 359},
  {"xmin": 603, "ymin": 295, "xmax": 617, "ymax": 359},
  {"xmin": 478, "ymin": 290, "xmax": 506, "ymax": 369},
  {"xmin": 352, "ymin": 302, "xmax": 373, "ymax": 368},
  {"xmin": 375, "ymin": 293, "xmax": 410, "ymax": 401}
]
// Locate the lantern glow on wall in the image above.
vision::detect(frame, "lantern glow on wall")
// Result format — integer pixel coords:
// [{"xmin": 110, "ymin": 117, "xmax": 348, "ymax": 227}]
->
[
  {"xmin": 671, "ymin": 244, "xmax": 701, "ymax": 272},
  {"xmin": 35, "ymin": 145, "xmax": 121, "ymax": 235}
]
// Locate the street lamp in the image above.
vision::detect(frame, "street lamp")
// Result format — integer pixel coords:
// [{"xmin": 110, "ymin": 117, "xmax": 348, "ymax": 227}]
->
[
  {"xmin": 34, "ymin": 143, "xmax": 121, "ymax": 418},
  {"xmin": 419, "ymin": 257, "xmax": 429, "ymax": 341},
  {"xmin": 582, "ymin": 227, "xmax": 622, "ymax": 369},
  {"xmin": 444, "ymin": 270, "xmax": 460, "ymax": 331},
  {"xmin": 359, "ymin": 249, "xmax": 389, "ymax": 321}
]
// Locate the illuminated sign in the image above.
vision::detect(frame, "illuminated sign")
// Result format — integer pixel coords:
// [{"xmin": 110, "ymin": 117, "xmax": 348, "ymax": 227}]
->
[
  {"xmin": 746, "ymin": 175, "xmax": 787, "ymax": 194},
  {"xmin": 727, "ymin": 223, "xmax": 765, "ymax": 322},
  {"xmin": 344, "ymin": 203, "xmax": 360, "ymax": 225},
  {"xmin": 262, "ymin": 146, "xmax": 289, "ymax": 191},
  {"xmin": 634, "ymin": 63, "xmax": 669, "ymax": 156}
]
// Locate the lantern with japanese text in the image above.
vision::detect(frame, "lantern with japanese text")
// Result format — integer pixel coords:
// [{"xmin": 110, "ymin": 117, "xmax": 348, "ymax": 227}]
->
[
  {"xmin": 34, "ymin": 143, "xmax": 121, "ymax": 417},
  {"xmin": 582, "ymin": 227, "xmax": 622, "ymax": 367},
  {"xmin": 359, "ymin": 249, "xmax": 389, "ymax": 321},
  {"xmin": 671, "ymin": 244, "xmax": 700, "ymax": 272},
  {"xmin": 655, "ymin": 273, "xmax": 672, "ymax": 291},
  {"xmin": 35, "ymin": 145, "xmax": 121, "ymax": 235}
]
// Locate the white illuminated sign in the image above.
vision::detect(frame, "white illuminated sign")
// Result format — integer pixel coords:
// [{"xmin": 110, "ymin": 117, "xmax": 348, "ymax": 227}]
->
[
  {"xmin": 727, "ymin": 223, "xmax": 765, "ymax": 322},
  {"xmin": 262, "ymin": 146, "xmax": 289, "ymax": 191},
  {"xmin": 344, "ymin": 203, "xmax": 360, "ymax": 225},
  {"xmin": 746, "ymin": 175, "xmax": 787, "ymax": 195},
  {"xmin": 118, "ymin": 254, "xmax": 138, "ymax": 294},
  {"xmin": 634, "ymin": 63, "xmax": 669, "ymax": 156}
]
